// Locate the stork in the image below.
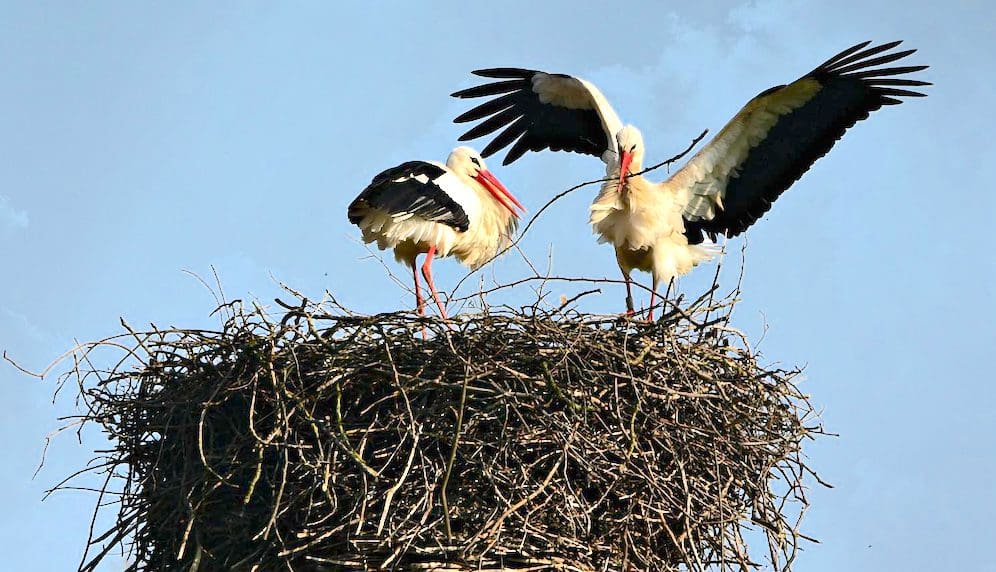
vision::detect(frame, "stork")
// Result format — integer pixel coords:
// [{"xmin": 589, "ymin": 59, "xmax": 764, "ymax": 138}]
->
[
  {"xmin": 452, "ymin": 41, "xmax": 929, "ymax": 319},
  {"xmin": 348, "ymin": 146, "xmax": 524, "ymax": 320}
]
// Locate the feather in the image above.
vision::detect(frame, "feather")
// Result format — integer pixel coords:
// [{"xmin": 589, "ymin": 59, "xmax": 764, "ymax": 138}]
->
[
  {"xmin": 678, "ymin": 41, "xmax": 929, "ymax": 243},
  {"xmin": 452, "ymin": 69, "xmax": 621, "ymax": 164}
]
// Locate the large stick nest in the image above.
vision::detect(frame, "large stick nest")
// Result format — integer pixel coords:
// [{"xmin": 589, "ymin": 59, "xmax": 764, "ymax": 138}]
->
[{"xmin": 60, "ymin": 285, "xmax": 822, "ymax": 571}]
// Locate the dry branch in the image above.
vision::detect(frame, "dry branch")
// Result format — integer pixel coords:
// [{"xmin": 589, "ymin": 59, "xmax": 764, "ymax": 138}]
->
[{"xmin": 50, "ymin": 281, "xmax": 823, "ymax": 572}]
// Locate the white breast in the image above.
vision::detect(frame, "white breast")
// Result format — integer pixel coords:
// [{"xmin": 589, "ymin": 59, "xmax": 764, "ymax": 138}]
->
[
  {"xmin": 430, "ymin": 163, "xmax": 483, "ymax": 226},
  {"xmin": 446, "ymin": 174, "xmax": 516, "ymax": 270},
  {"xmin": 590, "ymin": 175, "xmax": 719, "ymax": 282}
]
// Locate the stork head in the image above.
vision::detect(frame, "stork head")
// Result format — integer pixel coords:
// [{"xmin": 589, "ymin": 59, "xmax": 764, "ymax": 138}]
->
[
  {"xmin": 447, "ymin": 146, "xmax": 525, "ymax": 217},
  {"xmin": 615, "ymin": 125, "xmax": 645, "ymax": 190}
]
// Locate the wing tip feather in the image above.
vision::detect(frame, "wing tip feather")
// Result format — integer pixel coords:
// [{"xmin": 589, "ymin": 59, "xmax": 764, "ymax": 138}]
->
[
  {"xmin": 472, "ymin": 68, "xmax": 534, "ymax": 79},
  {"xmin": 816, "ymin": 40, "xmax": 873, "ymax": 70},
  {"xmin": 453, "ymin": 107, "xmax": 485, "ymax": 123},
  {"xmin": 450, "ymin": 80, "xmax": 529, "ymax": 99},
  {"xmin": 853, "ymin": 64, "xmax": 929, "ymax": 78},
  {"xmin": 875, "ymin": 87, "xmax": 928, "ymax": 98},
  {"xmin": 818, "ymin": 40, "xmax": 929, "ymax": 81}
]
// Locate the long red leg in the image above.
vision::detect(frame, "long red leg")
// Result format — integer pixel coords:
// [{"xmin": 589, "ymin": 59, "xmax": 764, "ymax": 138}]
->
[
  {"xmin": 413, "ymin": 258, "xmax": 425, "ymax": 316},
  {"xmin": 421, "ymin": 245, "xmax": 449, "ymax": 320},
  {"xmin": 647, "ymin": 278, "xmax": 660, "ymax": 322},
  {"xmin": 412, "ymin": 255, "xmax": 429, "ymax": 340},
  {"xmin": 412, "ymin": 258, "xmax": 428, "ymax": 339},
  {"xmin": 622, "ymin": 267, "xmax": 635, "ymax": 318}
]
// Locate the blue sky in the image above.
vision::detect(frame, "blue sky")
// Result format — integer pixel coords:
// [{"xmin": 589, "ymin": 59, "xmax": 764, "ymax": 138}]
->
[{"xmin": 1, "ymin": 1, "xmax": 993, "ymax": 570}]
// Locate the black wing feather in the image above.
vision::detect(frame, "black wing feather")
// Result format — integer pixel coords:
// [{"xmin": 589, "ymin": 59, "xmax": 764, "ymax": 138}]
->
[
  {"xmin": 348, "ymin": 161, "xmax": 470, "ymax": 232},
  {"xmin": 823, "ymin": 40, "xmax": 901, "ymax": 70},
  {"xmin": 452, "ymin": 69, "xmax": 610, "ymax": 165},
  {"xmin": 451, "ymin": 79, "xmax": 530, "ymax": 99},
  {"xmin": 471, "ymin": 68, "xmax": 534, "ymax": 79},
  {"xmin": 458, "ymin": 106, "xmax": 524, "ymax": 141},
  {"xmin": 832, "ymin": 48, "xmax": 916, "ymax": 74},
  {"xmin": 684, "ymin": 41, "xmax": 930, "ymax": 244},
  {"xmin": 813, "ymin": 40, "xmax": 873, "ymax": 70},
  {"xmin": 453, "ymin": 92, "xmax": 520, "ymax": 123},
  {"xmin": 482, "ymin": 116, "xmax": 531, "ymax": 158}
]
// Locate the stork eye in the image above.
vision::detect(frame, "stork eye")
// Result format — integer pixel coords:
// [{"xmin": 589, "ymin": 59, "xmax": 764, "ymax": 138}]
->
[
  {"xmin": 630, "ymin": 144, "xmax": 637, "ymax": 152},
  {"xmin": 470, "ymin": 157, "xmax": 481, "ymax": 167}
]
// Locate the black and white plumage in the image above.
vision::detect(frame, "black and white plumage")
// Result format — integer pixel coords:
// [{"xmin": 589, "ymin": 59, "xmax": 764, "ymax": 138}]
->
[
  {"xmin": 453, "ymin": 41, "xmax": 930, "ymax": 319},
  {"xmin": 348, "ymin": 147, "xmax": 523, "ymax": 320},
  {"xmin": 452, "ymin": 70, "xmax": 622, "ymax": 164},
  {"xmin": 350, "ymin": 161, "xmax": 471, "ymax": 233}
]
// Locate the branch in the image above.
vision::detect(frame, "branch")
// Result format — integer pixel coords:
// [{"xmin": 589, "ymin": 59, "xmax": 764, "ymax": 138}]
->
[{"xmin": 449, "ymin": 128, "xmax": 709, "ymax": 299}]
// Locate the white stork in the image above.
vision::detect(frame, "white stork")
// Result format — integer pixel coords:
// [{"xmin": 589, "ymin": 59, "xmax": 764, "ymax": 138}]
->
[
  {"xmin": 348, "ymin": 147, "xmax": 524, "ymax": 319},
  {"xmin": 451, "ymin": 41, "xmax": 929, "ymax": 319}
]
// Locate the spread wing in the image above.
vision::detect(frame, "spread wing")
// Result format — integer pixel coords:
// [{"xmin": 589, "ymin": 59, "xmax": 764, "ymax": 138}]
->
[
  {"xmin": 676, "ymin": 41, "xmax": 930, "ymax": 244},
  {"xmin": 451, "ymin": 69, "xmax": 624, "ymax": 166},
  {"xmin": 348, "ymin": 161, "xmax": 470, "ymax": 232}
]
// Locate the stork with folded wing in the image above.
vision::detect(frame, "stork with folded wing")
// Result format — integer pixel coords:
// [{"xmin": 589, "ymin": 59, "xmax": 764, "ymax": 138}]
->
[{"xmin": 348, "ymin": 147, "xmax": 524, "ymax": 319}]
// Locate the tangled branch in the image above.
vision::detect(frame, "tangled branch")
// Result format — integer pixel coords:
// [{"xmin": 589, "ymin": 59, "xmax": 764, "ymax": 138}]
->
[{"xmin": 49, "ymin": 278, "xmax": 824, "ymax": 572}]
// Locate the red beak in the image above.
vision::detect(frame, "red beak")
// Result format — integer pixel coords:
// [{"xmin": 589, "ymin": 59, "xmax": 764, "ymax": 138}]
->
[
  {"xmin": 476, "ymin": 169, "xmax": 525, "ymax": 217},
  {"xmin": 618, "ymin": 150, "xmax": 634, "ymax": 191}
]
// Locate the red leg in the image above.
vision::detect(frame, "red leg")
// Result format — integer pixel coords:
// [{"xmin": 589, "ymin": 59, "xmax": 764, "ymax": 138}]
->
[
  {"xmin": 412, "ymin": 258, "xmax": 425, "ymax": 316},
  {"xmin": 622, "ymin": 269, "xmax": 635, "ymax": 318},
  {"xmin": 412, "ymin": 258, "xmax": 428, "ymax": 339},
  {"xmin": 412, "ymin": 256, "xmax": 425, "ymax": 316},
  {"xmin": 420, "ymin": 245, "xmax": 449, "ymax": 320},
  {"xmin": 647, "ymin": 278, "xmax": 659, "ymax": 322}
]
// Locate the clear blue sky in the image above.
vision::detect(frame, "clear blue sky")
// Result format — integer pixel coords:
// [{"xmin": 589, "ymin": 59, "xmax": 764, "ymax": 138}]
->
[{"xmin": 1, "ymin": 1, "xmax": 993, "ymax": 570}]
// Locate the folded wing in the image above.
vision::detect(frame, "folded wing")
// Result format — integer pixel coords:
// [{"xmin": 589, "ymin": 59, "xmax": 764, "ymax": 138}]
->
[{"xmin": 348, "ymin": 161, "xmax": 471, "ymax": 232}]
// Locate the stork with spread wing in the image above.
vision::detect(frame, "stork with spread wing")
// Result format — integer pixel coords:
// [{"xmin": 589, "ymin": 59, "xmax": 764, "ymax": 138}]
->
[{"xmin": 452, "ymin": 41, "xmax": 929, "ymax": 319}]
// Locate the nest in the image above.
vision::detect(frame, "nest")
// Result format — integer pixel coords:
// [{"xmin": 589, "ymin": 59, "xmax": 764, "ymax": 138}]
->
[{"xmin": 59, "ymin": 285, "xmax": 822, "ymax": 572}]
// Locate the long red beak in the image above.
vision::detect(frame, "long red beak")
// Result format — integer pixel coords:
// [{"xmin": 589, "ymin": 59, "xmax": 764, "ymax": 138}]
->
[
  {"xmin": 476, "ymin": 169, "xmax": 525, "ymax": 217},
  {"xmin": 618, "ymin": 150, "xmax": 634, "ymax": 191}
]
